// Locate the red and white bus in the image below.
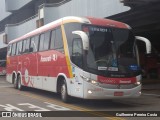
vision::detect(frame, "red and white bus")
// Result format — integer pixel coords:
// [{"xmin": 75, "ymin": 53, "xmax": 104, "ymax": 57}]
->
[{"xmin": 6, "ymin": 16, "xmax": 151, "ymax": 102}]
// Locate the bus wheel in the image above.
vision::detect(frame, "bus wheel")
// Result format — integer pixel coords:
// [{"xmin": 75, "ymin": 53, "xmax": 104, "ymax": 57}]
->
[
  {"xmin": 17, "ymin": 75, "xmax": 23, "ymax": 90},
  {"xmin": 13, "ymin": 76, "xmax": 18, "ymax": 89},
  {"xmin": 61, "ymin": 80, "xmax": 70, "ymax": 103}
]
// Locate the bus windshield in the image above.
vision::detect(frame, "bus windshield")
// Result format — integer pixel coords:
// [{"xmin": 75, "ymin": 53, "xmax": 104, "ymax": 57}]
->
[{"xmin": 83, "ymin": 25, "xmax": 139, "ymax": 76}]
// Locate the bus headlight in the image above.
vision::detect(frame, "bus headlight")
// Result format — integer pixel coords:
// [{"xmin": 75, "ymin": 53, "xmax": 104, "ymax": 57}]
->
[
  {"xmin": 80, "ymin": 75, "xmax": 98, "ymax": 85},
  {"xmin": 89, "ymin": 79, "xmax": 98, "ymax": 85},
  {"xmin": 88, "ymin": 90, "xmax": 92, "ymax": 94},
  {"xmin": 135, "ymin": 81, "xmax": 141, "ymax": 85},
  {"xmin": 87, "ymin": 79, "xmax": 98, "ymax": 85},
  {"xmin": 135, "ymin": 75, "xmax": 141, "ymax": 85}
]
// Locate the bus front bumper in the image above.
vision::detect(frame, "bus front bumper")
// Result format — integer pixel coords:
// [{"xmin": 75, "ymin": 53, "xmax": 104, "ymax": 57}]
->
[{"xmin": 83, "ymin": 82, "xmax": 141, "ymax": 99}]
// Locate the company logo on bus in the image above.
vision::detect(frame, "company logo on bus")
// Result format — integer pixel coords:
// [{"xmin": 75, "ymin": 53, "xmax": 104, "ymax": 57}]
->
[
  {"xmin": 99, "ymin": 79, "xmax": 116, "ymax": 84},
  {"xmin": 99, "ymin": 79, "xmax": 132, "ymax": 84},
  {"xmin": 40, "ymin": 54, "xmax": 57, "ymax": 62},
  {"xmin": 119, "ymin": 80, "xmax": 131, "ymax": 84},
  {"xmin": 98, "ymin": 76, "xmax": 136, "ymax": 84}
]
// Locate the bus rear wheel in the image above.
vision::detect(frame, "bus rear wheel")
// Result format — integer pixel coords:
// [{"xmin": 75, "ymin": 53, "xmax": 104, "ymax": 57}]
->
[
  {"xmin": 60, "ymin": 80, "xmax": 70, "ymax": 103},
  {"xmin": 17, "ymin": 75, "xmax": 23, "ymax": 90},
  {"xmin": 13, "ymin": 76, "xmax": 18, "ymax": 89}
]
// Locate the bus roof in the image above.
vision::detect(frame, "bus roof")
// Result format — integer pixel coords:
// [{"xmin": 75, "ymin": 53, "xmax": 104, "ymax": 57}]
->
[
  {"xmin": 86, "ymin": 17, "xmax": 128, "ymax": 29},
  {"xmin": 9, "ymin": 16, "xmax": 128, "ymax": 44}
]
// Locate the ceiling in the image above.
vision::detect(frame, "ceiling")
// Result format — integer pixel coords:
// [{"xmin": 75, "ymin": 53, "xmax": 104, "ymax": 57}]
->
[{"xmin": 108, "ymin": 0, "xmax": 160, "ymax": 34}]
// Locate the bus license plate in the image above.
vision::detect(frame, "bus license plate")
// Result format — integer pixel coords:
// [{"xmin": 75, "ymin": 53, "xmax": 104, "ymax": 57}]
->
[{"xmin": 114, "ymin": 92, "xmax": 123, "ymax": 96}]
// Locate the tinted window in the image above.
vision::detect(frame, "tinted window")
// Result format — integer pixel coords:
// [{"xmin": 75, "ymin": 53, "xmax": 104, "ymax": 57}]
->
[
  {"xmin": 11, "ymin": 43, "xmax": 16, "ymax": 56},
  {"xmin": 55, "ymin": 28, "xmax": 63, "ymax": 50},
  {"xmin": 34, "ymin": 35, "xmax": 39, "ymax": 51},
  {"xmin": 30, "ymin": 35, "xmax": 39, "ymax": 52},
  {"xmin": 50, "ymin": 30, "xmax": 56, "ymax": 49},
  {"xmin": 22, "ymin": 40, "xmax": 27, "ymax": 53},
  {"xmin": 50, "ymin": 28, "xmax": 64, "ymax": 51},
  {"xmin": 25, "ymin": 38, "xmax": 30, "ymax": 53},
  {"xmin": 39, "ymin": 34, "xmax": 45, "ymax": 51},
  {"xmin": 64, "ymin": 23, "xmax": 82, "ymax": 56},
  {"xmin": 16, "ymin": 41, "xmax": 22, "ymax": 55},
  {"xmin": 72, "ymin": 39, "xmax": 83, "ymax": 55},
  {"xmin": 44, "ymin": 31, "xmax": 50, "ymax": 50},
  {"xmin": 72, "ymin": 38, "xmax": 83, "ymax": 67},
  {"xmin": 7, "ymin": 44, "xmax": 12, "ymax": 56},
  {"xmin": 30, "ymin": 37, "xmax": 35, "ymax": 52}
]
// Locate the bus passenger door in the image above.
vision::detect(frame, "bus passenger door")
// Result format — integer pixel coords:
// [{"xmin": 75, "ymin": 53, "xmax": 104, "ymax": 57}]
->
[{"xmin": 70, "ymin": 38, "xmax": 84, "ymax": 98}]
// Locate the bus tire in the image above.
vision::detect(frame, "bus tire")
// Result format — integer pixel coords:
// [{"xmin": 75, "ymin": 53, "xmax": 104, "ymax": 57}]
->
[
  {"xmin": 61, "ymin": 80, "xmax": 70, "ymax": 103},
  {"xmin": 13, "ymin": 75, "xmax": 18, "ymax": 89},
  {"xmin": 17, "ymin": 75, "xmax": 23, "ymax": 90}
]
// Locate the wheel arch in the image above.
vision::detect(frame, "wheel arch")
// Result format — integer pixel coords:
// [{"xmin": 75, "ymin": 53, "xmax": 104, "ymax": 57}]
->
[{"xmin": 56, "ymin": 73, "xmax": 68, "ymax": 94}]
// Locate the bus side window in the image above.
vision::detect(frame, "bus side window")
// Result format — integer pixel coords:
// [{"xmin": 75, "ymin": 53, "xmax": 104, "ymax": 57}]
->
[
  {"xmin": 72, "ymin": 38, "xmax": 83, "ymax": 68},
  {"xmin": 39, "ymin": 34, "xmax": 45, "ymax": 51},
  {"xmin": 30, "ymin": 37, "xmax": 35, "ymax": 52},
  {"xmin": 19, "ymin": 41, "xmax": 23, "ymax": 54},
  {"xmin": 30, "ymin": 35, "xmax": 39, "ymax": 52},
  {"xmin": 16, "ymin": 42, "xmax": 19, "ymax": 55},
  {"xmin": 34, "ymin": 35, "xmax": 39, "ymax": 52},
  {"xmin": 22, "ymin": 40, "xmax": 27, "ymax": 53},
  {"xmin": 25, "ymin": 38, "xmax": 30, "ymax": 53},
  {"xmin": 43, "ymin": 31, "xmax": 50, "ymax": 51},
  {"xmin": 11, "ymin": 43, "xmax": 17, "ymax": 56},
  {"xmin": 7, "ymin": 44, "xmax": 12, "ymax": 56},
  {"xmin": 16, "ymin": 41, "xmax": 22, "ymax": 55},
  {"xmin": 50, "ymin": 30, "xmax": 56, "ymax": 49},
  {"xmin": 55, "ymin": 28, "xmax": 64, "ymax": 52}
]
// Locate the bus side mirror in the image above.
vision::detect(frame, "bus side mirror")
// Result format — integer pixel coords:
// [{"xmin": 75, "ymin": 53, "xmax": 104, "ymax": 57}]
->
[
  {"xmin": 72, "ymin": 31, "xmax": 89, "ymax": 51},
  {"xmin": 135, "ymin": 36, "xmax": 151, "ymax": 54}
]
